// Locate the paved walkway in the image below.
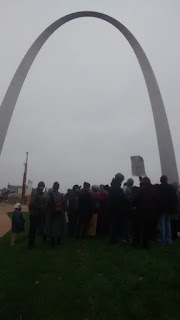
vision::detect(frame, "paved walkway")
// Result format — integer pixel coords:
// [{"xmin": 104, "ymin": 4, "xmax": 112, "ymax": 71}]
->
[{"xmin": 0, "ymin": 205, "xmax": 13, "ymax": 237}]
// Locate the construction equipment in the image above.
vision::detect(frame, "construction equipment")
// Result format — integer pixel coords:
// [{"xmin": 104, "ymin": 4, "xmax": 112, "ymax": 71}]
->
[{"xmin": 21, "ymin": 152, "xmax": 28, "ymax": 203}]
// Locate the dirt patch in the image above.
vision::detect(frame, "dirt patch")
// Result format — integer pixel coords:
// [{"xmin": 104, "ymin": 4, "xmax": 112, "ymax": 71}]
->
[
  {"xmin": 0, "ymin": 205, "xmax": 13, "ymax": 237},
  {"xmin": 0, "ymin": 204, "xmax": 28, "ymax": 237}
]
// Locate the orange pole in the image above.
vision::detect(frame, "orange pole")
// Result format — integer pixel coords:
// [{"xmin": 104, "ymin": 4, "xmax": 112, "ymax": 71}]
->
[{"xmin": 21, "ymin": 152, "xmax": 28, "ymax": 203}]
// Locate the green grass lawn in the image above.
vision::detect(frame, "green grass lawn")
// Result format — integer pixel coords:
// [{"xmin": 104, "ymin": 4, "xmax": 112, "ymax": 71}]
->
[{"xmin": 0, "ymin": 212, "xmax": 180, "ymax": 320}]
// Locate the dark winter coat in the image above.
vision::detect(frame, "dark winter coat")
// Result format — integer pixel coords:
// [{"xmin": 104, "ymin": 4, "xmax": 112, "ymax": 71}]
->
[
  {"xmin": 108, "ymin": 181, "xmax": 129, "ymax": 219},
  {"xmin": 134, "ymin": 184, "xmax": 157, "ymax": 220},
  {"xmin": 12, "ymin": 209, "xmax": 25, "ymax": 233},
  {"xmin": 78, "ymin": 189, "xmax": 92, "ymax": 220},
  {"xmin": 157, "ymin": 183, "xmax": 178, "ymax": 215},
  {"xmin": 68, "ymin": 191, "xmax": 79, "ymax": 213},
  {"xmin": 29, "ymin": 188, "xmax": 44, "ymax": 216},
  {"xmin": 44, "ymin": 190, "xmax": 66, "ymax": 239}
]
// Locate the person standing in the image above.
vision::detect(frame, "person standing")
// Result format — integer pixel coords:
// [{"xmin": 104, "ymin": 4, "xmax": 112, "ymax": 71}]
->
[
  {"xmin": 97, "ymin": 185, "xmax": 109, "ymax": 235},
  {"xmin": 133, "ymin": 177, "xmax": 156, "ymax": 249},
  {"xmin": 28, "ymin": 181, "xmax": 45, "ymax": 248},
  {"xmin": 123, "ymin": 178, "xmax": 134, "ymax": 241},
  {"xmin": 45, "ymin": 182, "xmax": 66, "ymax": 247},
  {"xmin": 108, "ymin": 173, "xmax": 128, "ymax": 244},
  {"xmin": 10, "ymin": 203, "xmax": 25, "ymax": 246},
  {"xmin": 158, "ymin": 176, "xmax": 177, "ymax": 245},
  {"xmin": 67, "ymin": 185, "xmax": 80, "ymax": 237},
  {"xmin": 87, "ymin": 185, "xmax": 100, "ymax": 237},
  {"xmin": 76, "ymin": 182, "xmax": 92, "ymax": 239},
  {"xmin": 171, "ymin": 182, "xmax": 180, "ymax": 241}
]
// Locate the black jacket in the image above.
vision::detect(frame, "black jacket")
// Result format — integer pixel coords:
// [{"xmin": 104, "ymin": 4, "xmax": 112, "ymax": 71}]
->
[
  {"xmin": 12, "ymin": 209, "xmax": 25, "ymax": 233},
  {"xmin": 158, "ymin": 183, "xmax": 177, "ymax": 215},
  {"xmin": 134, "ymin": 184, "xmax": 157, "ymax": 219},
  {"xmin": 79, "ymin": 189, "xmax": 92, "ymax": 217},
  {"xmin": 108, "ymin": 181, "xmax": 128, "ymax": 217},
  {"xmin": 68, "ymin": 191, "xmax": 79, "ymax": 213},
  {"xmin": 29, "ymin": 188, "xmax": 44, "ymax": 216}
]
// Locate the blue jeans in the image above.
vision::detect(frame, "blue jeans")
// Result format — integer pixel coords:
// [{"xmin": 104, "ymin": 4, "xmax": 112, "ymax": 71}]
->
[{"xmin": 158, "ymin": 213, "xmax": 171, "ymax": 244}]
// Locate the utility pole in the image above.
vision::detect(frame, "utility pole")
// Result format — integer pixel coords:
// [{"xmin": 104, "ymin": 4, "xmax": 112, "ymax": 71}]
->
[{"xmin": 21, "ymin": 152, "xmax": 28, "ymax": 203}]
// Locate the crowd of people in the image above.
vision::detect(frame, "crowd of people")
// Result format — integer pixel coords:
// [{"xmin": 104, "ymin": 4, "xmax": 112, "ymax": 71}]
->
[{"xmin": 10, "ymin": 173, "xmax": 180, "ymax": 250}]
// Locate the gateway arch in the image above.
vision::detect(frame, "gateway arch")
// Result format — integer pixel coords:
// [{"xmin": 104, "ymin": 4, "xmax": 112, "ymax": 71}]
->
[{"xmin": 0, "ymin": 11, "xmax": 178, "ymax": 183}]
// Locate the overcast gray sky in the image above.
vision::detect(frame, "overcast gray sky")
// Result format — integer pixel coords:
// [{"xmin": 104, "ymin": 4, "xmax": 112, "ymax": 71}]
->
[{"xmin": 0, "ymin": 0, "xmax": 180, "ymax": 192}]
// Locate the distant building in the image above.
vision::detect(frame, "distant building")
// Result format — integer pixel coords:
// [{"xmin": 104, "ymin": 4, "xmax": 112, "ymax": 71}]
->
[
  {"xmin": 0, "ymin": 188, "xmax": 7, "ymax": 195},
  {"xmin": 7, "ymin": 184, "xmax": 20, "ymax": 194},
  {"xmin": 8, "ymin": 180, "xmax": 33, "ymax": 196}
]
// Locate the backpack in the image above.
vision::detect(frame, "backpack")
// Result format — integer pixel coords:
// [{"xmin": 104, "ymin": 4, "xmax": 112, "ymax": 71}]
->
[
  {"xmin": 54, "ymin": 200, "xmax": 63, "ymax": 213},
  {"xmin": 49, "ymin": 192, "xmax": 63, "ymax": 214}
]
